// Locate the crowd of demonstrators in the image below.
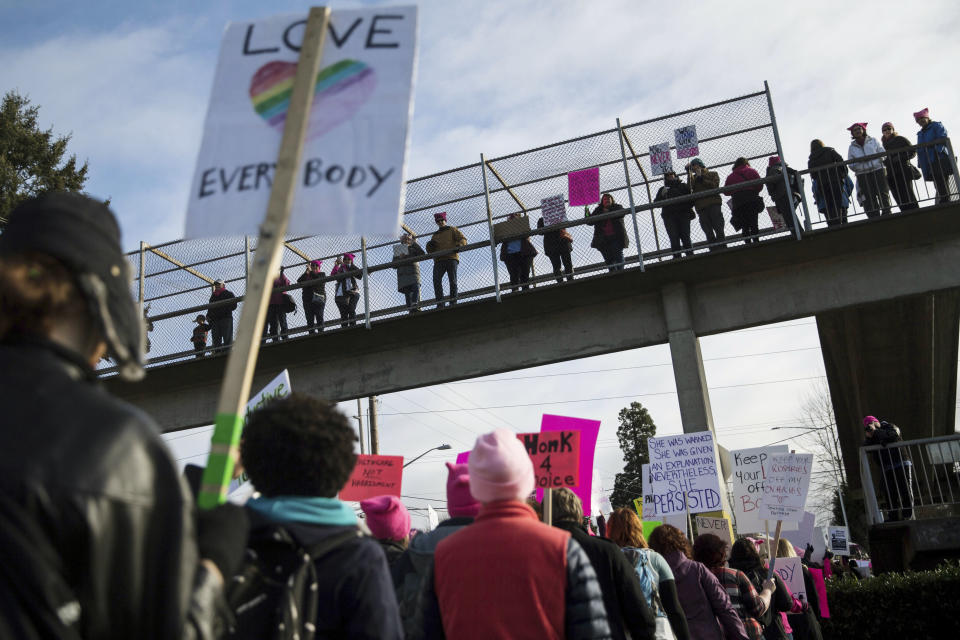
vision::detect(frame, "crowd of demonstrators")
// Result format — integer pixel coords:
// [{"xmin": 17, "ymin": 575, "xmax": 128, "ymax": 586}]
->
[
  {"xmin": 688, "ymin": 158, "xmax": 726, "ymax": 250},
  {"xmin": 0, "ymin": 193, "xmax": 249, "ymax": 638},
  {"xmin": 655, "ymin": 170, "xmax": 695, "ymax": 259},
  {"xmin": 863, "ymin": 414, "xmax": 914, "ymax": 521},
  {"xmin": 537, "ymin": 215, "xmax": 575, "ymax": 282},
  {"xmin": 297, "ymin": 260, "xmax": 326, "ymax": 333},
  {"xmin": 587, "ymin": 193, "xmax": 630, "ymax": 272},
  {"xmin": 393, "ymin": 232, "xmax": 425, "ymax": 313},
  {"xmin": 724, "ymin": 157, "xmax": 765, "ymax": 244},
  {"xmin": 425, "ymin": 212, "xmax": 467, "ymax": 308},
  {"xmin": 499, "ymin": 213, "xmax": 539, "ymax": 291},
  {"xmin": 606, "ymin": 508, "xmax": 691, "ymax": 640}
]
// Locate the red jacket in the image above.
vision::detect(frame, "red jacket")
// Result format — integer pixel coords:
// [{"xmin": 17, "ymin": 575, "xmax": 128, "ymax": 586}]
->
[{"xmin": 433, "ymin": 501, "xmax": 570, "ymax": 640}]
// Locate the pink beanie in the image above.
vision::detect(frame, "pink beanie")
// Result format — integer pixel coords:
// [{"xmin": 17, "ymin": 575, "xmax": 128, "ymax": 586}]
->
[
  {"xmin": 914, "ymin": 108, "xmax": 930, "ymax": 120},
  {"xmin": 446, "ymin": 462, "xmax": 481, "ymax": 517},
  {"xmin": 360, "ymin": 495, "xmax": 411, "ymax": 542},
  {"xmin": 468, "ymin": 429, "xmax": 535, "ymax": 503},
  {"xmin": 863, "ymin": 415, "xmax": 879, "ymax": 426}
]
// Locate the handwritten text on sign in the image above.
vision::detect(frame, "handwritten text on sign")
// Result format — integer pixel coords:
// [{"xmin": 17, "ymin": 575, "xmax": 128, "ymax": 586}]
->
[
  {"xmin": 674, "ymin": 125, "xmax": 699, "ymax": 159},
  {"xmin": 567, "ymin": 167, "xmax": 601, "ymax": 207},
  {"xmin": 519, "ymin": 431, "xmax": 580, "ymax": 489},
  {"xmin": 648, "ymin": 432, "xmax": 722, "ymax": 516},
  {"xmin": 649, "ymin": 142, "xmax": 673, "ymax": 176},
  {"xmin": 730, "ymin": 445, "xmax": 789, "ymax": 533},
  {"xmin": 340, "ymin": 454, "xmax": 403, "ymax": 501},
  {"xmin": 759, "ymin": 453, "xmax": 813, "ymax": 521},
  {"xmin": 774, "ymin": 557, "xmax": 807, "ymax": 605},
  {"xmin": 696, "ymin": 516, "xmax": 732, "ymax": 546},
  {"xmin": 540, "ymin": 194, "xmax": 567, "ymax": 226}
]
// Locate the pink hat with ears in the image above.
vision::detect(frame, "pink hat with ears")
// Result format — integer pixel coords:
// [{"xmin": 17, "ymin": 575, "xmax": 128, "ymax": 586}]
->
[
  {"xmin": 914, "ymin": 108, "xmax": 930, "ymax": 119},
  {"xmin": 310, "ymin": 259, "xmax": 322, "ymax": 268},
  {"xmin": 360, "ymin": 495, "xmax": 411, "ymax": 542},
  {"xmin": 434, "ymin": 211, "xmax": 448, "ymax": 221},
  {"xmin": 468, "ymin": 429, "xmax": 535, "ymax": 503},
  {"xmin": 847, "ymin": 122, "xmax": 868, "ymax": 132},
  {"xmin": 446, "ymin": 462, "xmax": 481, "ymax": 517},
  {"xmin": 342, "ymin": 252, "xmax": 355, "ymax": 260},
  {"xmin": 768, "ymin": 155, "xmax": 781, "ymax": 166}
]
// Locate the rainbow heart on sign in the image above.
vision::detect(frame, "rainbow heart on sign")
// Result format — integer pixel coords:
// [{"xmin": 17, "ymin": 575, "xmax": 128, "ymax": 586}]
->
[{"xmin": 249, "ymin": 59, "xmax": 377, "ymax": 140}]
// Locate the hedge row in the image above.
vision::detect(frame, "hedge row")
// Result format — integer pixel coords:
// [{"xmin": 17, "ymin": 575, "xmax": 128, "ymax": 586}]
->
[{"xmin": 820, "ymin": 563, "xmax": 960, "ymax": 639}]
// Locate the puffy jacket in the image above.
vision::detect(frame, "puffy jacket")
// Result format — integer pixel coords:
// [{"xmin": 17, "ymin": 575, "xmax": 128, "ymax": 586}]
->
[
  {"xmin": 916, "ymin": 120, "xmax": 950, "ymax": 181},
  {"xmin": 297, "ymin": 269, "xmax": 327, "ymax": 302},
  {"xmin": 0, "ymin": 338, "xmax": 222, "ymax": 640},
  {"xmin": 269, "ymin": 273, "xmax": 290, "ymax": 305},
  {"xmin": 208, "ymin": 288, "xmax": 238, "ymax": 320},
  {"xmin": 586, "ymin": 203, "xmax": 629, "ymax": 250},
  {"xmin": 426, "ymin": 225, "xmax": 468, "ymax": 262},
  {"xmin": 655, "ymin": 180, "xmax": 694, "ymax": 220},
  {"xmin": 724, "ymin": 165, "xmax": 763, "ymax": 209},
  {"xmin": 847, "ymin": 136, "xmax": 885, "ymax": 174},
  {"xmin": 332, "ymin": 264, "xmax": 361, "ymax": 299},
  {"xmin": 690, "ymin": 169, "xmax": 722, "ymax": 210}
]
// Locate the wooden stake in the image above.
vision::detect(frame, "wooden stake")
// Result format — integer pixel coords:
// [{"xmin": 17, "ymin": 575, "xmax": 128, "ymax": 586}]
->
[
  {"xmin": 768, "ymin": 520, "xmax": 783, "ymax": 578},
  {"xmin": 685, "ymin": 491, "xmax": 693, "ymax": 540},
  {"xmin": 544, "ymin": 488, "xmax": 553, "ymax": 526},
  {"xmin": 197, "ymin": 7, "xmax": 331, "ymax": 509}
]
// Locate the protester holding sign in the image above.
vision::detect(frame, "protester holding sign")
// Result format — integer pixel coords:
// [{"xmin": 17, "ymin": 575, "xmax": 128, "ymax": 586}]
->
[
  {"xmin": 729, "ymin": 539, "xmax": 795, "ymax": 640},
  {"xmin": 237, "ymin": 393, "xmax": 402, "ymax": 639},
  {"xmin": 776, "ymin": 539, "xmax": 823, "ymax": 640},
  {"xmin": 687, "ymin": 158, "xmax": 726, "ymax": 250},
  {"xmin": 586, "ymin": 193, "xmax": 629, "ymax": 272},
  {"xmin": 392, "ymin": 233, "xmax": 425, "ymax": 313},
  {"xmin": 499, "ymin": 213, "xmax": 538, "ymax": 292},
  {"xmin": 655, "ymin": 170, "xmax": 695, "ymax": 259},
  {"xmin": 550, "ymin": 489, "xmax": 656, "ymax": 640},
  {"xmin": 537, "ymin": 215, "xmax": 574, "ymax": 283}
]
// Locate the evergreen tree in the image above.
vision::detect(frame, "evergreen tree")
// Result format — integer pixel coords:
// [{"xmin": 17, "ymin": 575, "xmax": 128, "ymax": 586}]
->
[
  {"xmin": 610, "ymin": 401, "xmax": 658, "ymax": 509},
  {"xmin": 0, "ymin": 90, "xmax": 89, "ymax": 228}
]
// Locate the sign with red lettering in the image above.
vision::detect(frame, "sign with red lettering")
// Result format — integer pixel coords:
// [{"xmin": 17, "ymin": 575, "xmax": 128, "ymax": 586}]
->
[
  {"xmin": 730, "ymin": 445, "xmax": 789, "ymax": 534},
  {"xmin": 759, "ymin": 453, "xmax": 813, "ymax": 521},
  {"xmin": 339, "ymin": 454, "xmax": 403, "ymax": 501},
  {"xmin": 517, "ymin": 431, "xmax": 580, "ymax": 489}
]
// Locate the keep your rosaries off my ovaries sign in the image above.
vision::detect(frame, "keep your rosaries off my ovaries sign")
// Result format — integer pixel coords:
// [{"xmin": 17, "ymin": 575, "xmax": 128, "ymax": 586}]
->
[{"xmin": 648, "ymin": 432, "xmax": 723, "ymax": 515}]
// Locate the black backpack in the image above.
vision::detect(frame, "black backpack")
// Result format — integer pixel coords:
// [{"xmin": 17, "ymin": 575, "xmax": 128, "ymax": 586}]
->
[{"xmin": 224, "ymin": 525, "xmax": 361, "ymax": 640}]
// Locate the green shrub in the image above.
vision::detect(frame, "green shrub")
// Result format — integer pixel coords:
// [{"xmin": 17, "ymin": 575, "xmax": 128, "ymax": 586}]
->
[{"xmin": 820, "ymin": 563, "xmax": 960, "ymax": 639}]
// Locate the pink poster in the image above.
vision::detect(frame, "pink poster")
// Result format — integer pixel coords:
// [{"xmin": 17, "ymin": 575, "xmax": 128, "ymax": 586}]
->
[
  {"xmin": 567, "ymin": 167, "xmax": 600, "ymax": 207},
  {"xmin": 536, "ymin": 414, "xmax": 601, "ymax": 515},
  {"xmin": 809, "ymin": 568, "xmax": 829, "ymax": 617},
  {"xmin": 455, "ymin": 451, "xmax": 470, "ymax": 464}
]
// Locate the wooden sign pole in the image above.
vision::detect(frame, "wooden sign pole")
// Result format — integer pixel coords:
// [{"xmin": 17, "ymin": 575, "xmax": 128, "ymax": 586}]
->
[
  {"xmin": 198, "ymin": 7, "xmax": 331, "ymax": 509},
  {"xmin": 543, "ymin": 488, "xmax": 553, "ymax": 526},
  {"xmin": 768, "ymin": 519, "xmax": 783, "ymax": 577}
]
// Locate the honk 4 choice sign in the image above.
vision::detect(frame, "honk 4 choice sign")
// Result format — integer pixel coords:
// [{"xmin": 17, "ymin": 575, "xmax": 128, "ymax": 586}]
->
[{"xmin": 186, "ymin": 7, "xmax": 418, "ymax": 238}]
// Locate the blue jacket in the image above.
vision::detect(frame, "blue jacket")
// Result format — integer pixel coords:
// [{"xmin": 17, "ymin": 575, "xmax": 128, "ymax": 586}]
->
[
  {"xmin": 916, "ymin": 120, "xmax": 950, "ymax": 180},
  {"xmin": 812, "ymin": 174, "xmax": 854, "ymax": 212}
]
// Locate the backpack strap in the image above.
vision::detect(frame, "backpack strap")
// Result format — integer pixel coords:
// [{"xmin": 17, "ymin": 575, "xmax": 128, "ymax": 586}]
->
[{"xmin": 637, "ymin": 549, "xmax": 666, "ymax": 617}]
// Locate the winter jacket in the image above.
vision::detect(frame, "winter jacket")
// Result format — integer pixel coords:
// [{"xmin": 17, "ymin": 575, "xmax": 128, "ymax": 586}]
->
[
  {"xmin": 708, "ymin": 567, "xmax": 767, "ymax": 640},
  {"xmin": 0, "ymin": 338, "xmax": 222, "ymax": 640},
  {"xmin": 553, "ymin": 519, "xmax": 656, "ymax": 640},
  {"xmin": 916, "ymin": 120, "xmax": 950, "ymax": 180},
  {"xmin": 297, "ymin": 269, "xmax": 327, "ymax": 303},
  {"xmin": 690, "ymin": 169, "xmax": 722, "ymax": 210},
  {"xmin": 655, "ymin": 180, "xmax": 695, "ymax": 221},
  {"xmin": 498, "ymin": 234, "xmax": 538, "ymax": 262},
  {"xmin": 864, "ymin": 420, "xmax": 909, "ymax": 471},
  {"xmin": 765, "ymin": 163, "xmax": 801, "ymax": 206},
  {"xmin": 269, "ymin": 273, "xmax": 290, "ymax": 306},
  {"xmin": 208, "ymin": 288, "xmax": 238, "ymax": 320},
  {"xmin": 378, "ymin": 539, "xmax": 407, "ymax": 569},
  {"xmin": 393, "ymin": 242, "xmax": 425, "ymax": 291},
  {"xmin": 537, "ymin": 217, "xmax": 574, "ymax": 257},
  {"xmin": 240, "ymin": 498, "xmax": 403, "ymax": 640},
  {"xmin": 586, "ymin": 203, "xmax": 629, "ymax": 250},
  {"xmin": 724, "ymin": 165, "xmax": 764, "ymax": 210},
  {"xmin": 415, "ymin": 500, "xmax": 612, "ymax": 639},
  {"xmin": 847, "ymin": 136, "xmax": 885, "ymax": 174},
  {"xmin": 785, "ymin": 565, "xmax": 823, "ymax": 640},
  {"xmin": 426, "ymin": 225, "xmax": 468, "ymax": 262},
  {"xmin": 393, "ymin": 516, "xmax": 473, "ymax": 636},
  {"xmin": 812, "ymin": 173, "xmax": 854, "ymax": 212},
  {"xmin": 808, "ymin": 146, "xmax": 848, "ymax": 206},
  {"xmin": 332, "ymin": 264, "xmax": 361, "ymax": 300},
  {"xmin": 881, "ymin": 135, "xmax": 917, "ymax": 171},
  {"xmin": 728, "ymin": 560, "xmax": 794, "ymax": 640},
  {"xmin": 663, "ymin": 550, "xmax": 749, "ymax": 640}
]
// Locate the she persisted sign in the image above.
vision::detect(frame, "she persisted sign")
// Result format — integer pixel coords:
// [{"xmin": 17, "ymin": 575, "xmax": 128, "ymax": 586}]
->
[{"xmin": 185, "ymin": 7, "xmax": 418, "ymax": 239}]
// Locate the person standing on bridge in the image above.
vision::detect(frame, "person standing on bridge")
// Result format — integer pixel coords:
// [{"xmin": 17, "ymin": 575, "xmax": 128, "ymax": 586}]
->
[
  {"xmin": 880, "ymin": 122, "xmax": 920, "ymax": 212},
  {"xmin": 393, "ymin": 232, "xmax": 425, "ymax": 313},
  {"xmin": 688, "ymin": 158, "xmax": 726, "ymax": 251},
  {"xmin": 656, "ymin": 170, "xmax": 695, "ymax": 259},
  {"xmin": 765, "ymin": 156, "xmax": 803, "ymax": 232},
  {"xmin": 914, "ymin": 108, "xmax": 955, "ymax": 205},
  {"xmin": 723, "ymin": 158, "xmax": 764, "ymax": 244},
  {"xmin": 208, "ymin": 278, "xmax": 237, "ymax": 349},
  {"xmin": 191, "ymin": 314, "xmax": 211, "ymax": 358},
  {"xmin": 537, "ymin": 215, "xmax": 575, "ymax": 282},
  {"xmin": 332, "ymin": 253, "xmax": 362, "ymax": 328},
  {"xmin": 587, "ymin": 192, "xmax": 629, "ymax": 271},
  {"xmin": 808, "ymin": 139, "xmax": 852, "ymax": 227},
  {"xmin": 863, "ymin": 415, "xmax": 914, "ymax": 521},
  {"xmin": 847, "ymin": 123, "xmax": 891, "ymax": 218},
  {"xmin": 264, "ymin": 267, "xmax": 290, "ymax": 342},
  {"xmin": 425, "ymin": 212, "xmax": 467, "ymax": 308},
  {"xmin": 297, "ymin": 260, "xmax": 326, "ymax": 334},
  {"xmin": 499, "ymin": 213, "xmax": 539, "ymax": 291}
]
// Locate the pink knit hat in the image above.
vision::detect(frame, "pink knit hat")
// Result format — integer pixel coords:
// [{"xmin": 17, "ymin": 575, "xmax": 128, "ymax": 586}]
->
[
  {"xmin": 434, "ymin": 211, "xmax": 447, "ymax": 221},
  {"xmin": 863, "ymin": 415, "xmax": 879, "ymax": 426},
  {"xmin": 360, "ymin": 495, "xmax": 411, "ymax": 542},
  {"xmin": 768, "ymin": 155, "xmax": 781, "ymax": 166},
  {"xmin": 468, "ymin": 429, "xmax": 535, "ymax": 503},
  {"xmin": 914, "ymin": 108, "xmax": 930, "ymax": 120},
  {"xmin": 847, "ymin": 122, "xmax": 868, "ymax": 132},
  {"xmin": 446, "ymin": 462, "xmax": 481, "ymax": 517}
]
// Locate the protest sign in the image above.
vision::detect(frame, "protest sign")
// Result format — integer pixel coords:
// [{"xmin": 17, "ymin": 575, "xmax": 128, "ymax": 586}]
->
[
  {"xmin": 633, "ymin": 497, "xmax": 644, "ymax": 518},
  {"xmin": 759, "ymin": 453, "xmax": 813, "ymax": 521},
  {"xmin": 427, "ymin": 504, "xmax": 439, "ymax": 531},
  {"xmin": 537, "ymin": 414, "xmax": 601, "ymax": 514},
  {"xmin": 455, "ymin": 450, "xmax": 470, "ymax": 464},
  {"xmin": 674, "ymin": 125, "xmax": 699, "ymax": 159},
  {"xmin": 567, "ymin": 168, "xmax": 601, "ymax": 206},
  {"xmin": 828, "ymin": 525, "xmax": 850, "ymax": 555},
  {"xmin": 730, "ymin": 445, "xmax": 789, "ymax": 534},
  {"xmin": 696, "ymin": 516, "xmax": 733, "ymax": 546},
  {"xmin": 642, "ymin": 520, "xmax": 661, "ymax": 540},
  {"xmin": 185, "ymin": 7, "xmax": 418, "ymax": 238},
  {"xmin": 540, "ymin": 194, "xmax": 567, "ymax": 225},
  {"xmin": 780, "ymin": 511, "xmax": 816, "ymax": 550},
  {"xmin": 641, "ymin": 463, "xmax": 658, "ymax": 519},
  {"xmin": 648, "ymin": 432, "xmax": 723, "ymax": 516},
  {"xmin": 649, "ymin": 142, "xmax": 673, "ymax": 176},
  {"xmin": 773, "ymin": 557, "xmax": 807, "ymax": 604},
  {"xmin": 810, "ymin": 526, "xmax": 828, "ymax": 564},
  {"xmin": 598, "ymin": 492, "xmax": 612, "ymax": 516},
  {"xmin": 340, "ymin": 454, "xmax": 403, "ymax": 501},
  {"xmin": 518, "ymin": 431, "xmax": 580, "ymax": 489}
]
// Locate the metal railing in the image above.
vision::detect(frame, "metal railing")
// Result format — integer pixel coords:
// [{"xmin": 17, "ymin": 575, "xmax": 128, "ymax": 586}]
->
[
  {"xmin": 860, "ymin": 433, "xmax": 960, "ymax": 525},
  {"xmin": 99, "ymin": 84, "xmax": 960, "ymax": 375}
]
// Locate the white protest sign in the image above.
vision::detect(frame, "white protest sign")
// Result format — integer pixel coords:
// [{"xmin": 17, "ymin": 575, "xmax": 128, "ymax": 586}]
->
[
  {"xmin": 648, "ymin": 432, "xmax": 723, "ymax": 516},
  {"xmin": 641, "ymin": 463, "xmax": 657, "ymax": 519},
  {"xmin": 185, "ymin": 8, "xmax": 419, "ymax": 238},
  {"xmin": 759, "ymin": 453, "xmax": 813, "ymax": 522},
  {"xmin": 674, "ymin": 125, "xmax": 699, "ymax": 159},
  {"xmin": 427, "ymin": 504, "xmax": 440, "ymax": 531},
  {"xmin": 540, "ymin": 194, "xmax": 567, "ymax": 226},
  {"xmin": 649, "ymin": 142, "xmax": 673, "ymax": 176},
  {"xmin": 731, "ymin": 445, "xmax": 789, "ymax": 534},
  {"xmin": 810, "ymin": 526, "xmax": 828, "ymax": 564},
  {"xmin": 773, "ymin": 557, "xmax": 807, "ymax": 604},
  {"xmin": 780, "ymin": 511, "xmax": 816, "ymax": 550},
  {"xmin": 696, "ymin": 516, "xmax": 733, "ymax": 546},
  {"xmin": 828, "ymin": 525, "xmax": 850, "ymax": 555}
]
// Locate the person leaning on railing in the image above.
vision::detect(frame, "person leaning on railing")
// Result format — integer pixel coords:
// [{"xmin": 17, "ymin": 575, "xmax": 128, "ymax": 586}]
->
[
  {"xmin": 392, "ymin": 232, "xmax": 425, "ymax": 313},
  {"xmin": 765, "ymin": 156, "xmax": 802, "ymax": 232},
  {"xmin": 808, "ymin": 139, "xmax": 852, "ymax": 227},
  {"xmin": 655, "ymin": 170, "xmax": 695, "ymax": 259},
  {"xmin": 536, "ymin": 215, "xmax": 574, "ymax": 283},
  {"xmin": 297, "ymin": 260, "xmax": 326, "ymax": 334},
  {"xmin": 723, "ymin": 158, "xmax": 764, "ymax": 244},
  {"xmin": 498, "ymin": 213, "xmax": 538, "ymax": 292},
  {"xmin": 863, "ymin": 415, "xmax": 915, "ymax": 521},
  {"xmin": 914, "ymin": 107, "xmax": 954, "ymax": 205},
  {"xmin": 687, "ymin": 158, "xmax": 726, "ymax": 251},
  {"xmin": 847, "ymin": 122, "xmax": 891, "ymax": 218},
  {"xmin": 880, "ymin": 122, "xmax": 920, "ymax": 211},
  {"xmin": 586, "ymin": 192, "xmax": 629, "ymax": 272}
]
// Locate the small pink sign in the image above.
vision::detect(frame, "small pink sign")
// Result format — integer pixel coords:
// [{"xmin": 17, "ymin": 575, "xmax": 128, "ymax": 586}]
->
[
  {"xmin": 536, "ymin": 414, "xmax": 601, "ymax": 515},
  {"xmin": 455, "ymin": 451, "xmax": 470, "ymax": 464},
  {"xmin": 567, "ymin": 167, "xmax": 600, "ymax": 207}
]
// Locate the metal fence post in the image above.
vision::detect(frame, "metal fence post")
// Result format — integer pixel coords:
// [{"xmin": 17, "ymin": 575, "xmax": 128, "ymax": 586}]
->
[
  {"xmin": 480, "ymin": 153, "xmax": 502, "ymax": 302},
  {"xmin": 764, "ymin": 81, "xmax": 807, "ymax": 237},
  {"xmin": 244, "ymin": 235, "xmax": 251, "ymax": 291},
  {"xmin": 138, "ymin": 241, "xmax": 146, "ymax": 313},
  {"xmin": 616, "ymin": 118, "xmax": 645, "ymax": 271},
  {"xmin": 944, "ymin": 137, "xmax": 960, "ymax": 202},
  {"xmin": 361, "ymin": 236, "xmax": 371, "ymax": 329}
]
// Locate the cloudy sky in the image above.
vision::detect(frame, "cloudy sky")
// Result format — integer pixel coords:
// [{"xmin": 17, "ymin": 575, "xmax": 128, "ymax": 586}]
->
[{"xmin": 5, "ymin": 0, "xmax": 958, "ymax": 529}]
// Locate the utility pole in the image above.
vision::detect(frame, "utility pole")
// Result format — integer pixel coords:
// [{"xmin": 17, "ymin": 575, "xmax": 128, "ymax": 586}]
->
[
  {"xmin": 354, "ymin": 398, "xmax": 366, "ymax": 455},
  {"xmin": 368, "ymin": 396, "xmax": 380, "ymax": 454}
]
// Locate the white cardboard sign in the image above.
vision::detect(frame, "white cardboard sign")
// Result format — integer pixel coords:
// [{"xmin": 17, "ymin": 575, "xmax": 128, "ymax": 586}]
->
[
  {"xmin": 185, "ymin": 8, "xmax": 419, "ymax": 238},
  {"xmin": 773, "ymin": 557, "xmax": 807, "ymax": 604},
  {"xmin": 648, "ymin": 432, "xmax": 723, "ymax": 516},
  {"xmin": 696, "ymin": 516, "xmax": 733, "ymax": 546},
  {"xmin": 828, "ymin": 525, "xmax": 851, "ymax": 556},
  {"xmin": 730, "ymin": 445, "xmax": 789, "ymax": 534},
  {"xmin": 759, "ymin": 453, "xmax": 813, "ymax": 522},
  {"xmin": 649, "ymin": 142, "xmax": 673, "ymax": 176}
]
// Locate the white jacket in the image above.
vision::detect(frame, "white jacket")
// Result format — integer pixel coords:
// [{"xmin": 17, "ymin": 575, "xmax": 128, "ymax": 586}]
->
[{"xmin": 848, "ymin": 136, "xmax": 885, "ymax": 174}]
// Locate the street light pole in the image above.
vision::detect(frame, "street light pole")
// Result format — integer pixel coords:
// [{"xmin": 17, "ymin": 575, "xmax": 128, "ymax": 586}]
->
[{"xmin": 403, "ymin": 444, "xmax": 452, "ymax": 468}]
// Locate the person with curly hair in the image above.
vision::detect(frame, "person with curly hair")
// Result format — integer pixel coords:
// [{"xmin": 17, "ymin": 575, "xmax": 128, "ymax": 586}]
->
[
  {"xmin": 238, "ymin": 393, "xmax": 403, "ymax": 639},
  {"xmin": 607, "ymin": 509, "xmax": 690, "ymax": 640},
  {"xmin": 729, "ymin": 538, "xmax": 797, "ymax": 640},
  {"xmin": 648, "ymin": 524, "xmax": 749, "ymax": 640},
  {"xmin": 693, "ymin": 534, "xmax": 775, "ymax": 640}
]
